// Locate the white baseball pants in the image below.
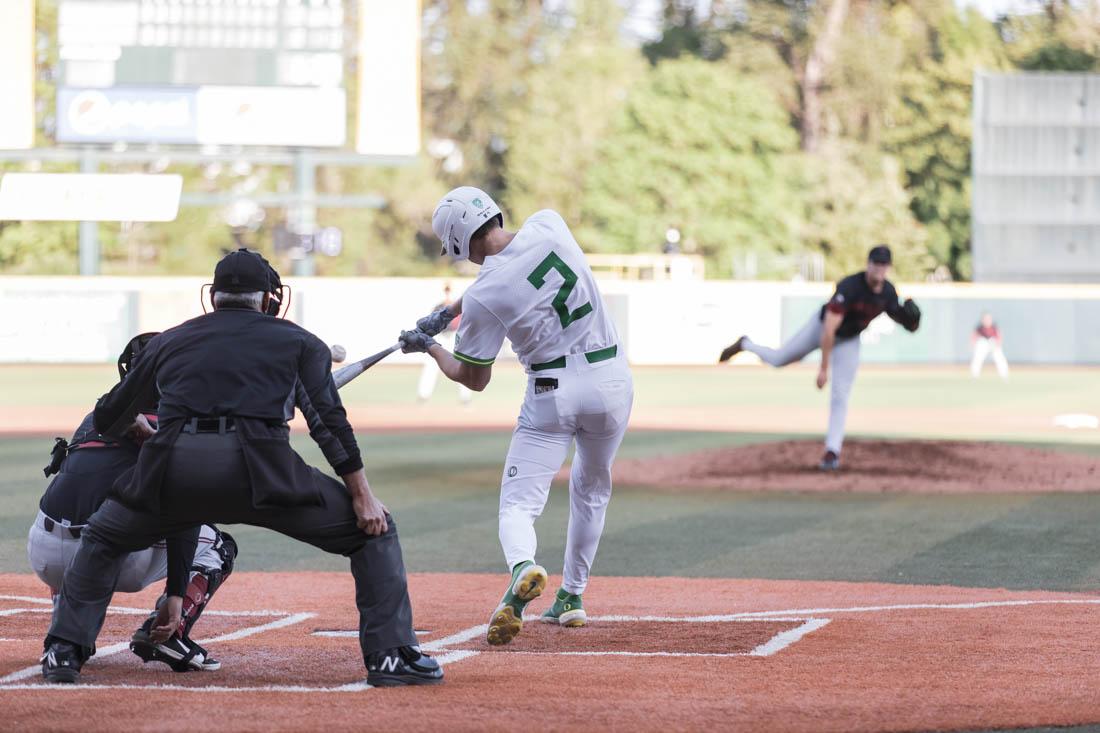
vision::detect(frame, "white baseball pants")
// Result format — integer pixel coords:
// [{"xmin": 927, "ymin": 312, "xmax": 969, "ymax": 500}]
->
[
  {"xmin": 498, "ymin": 355, "xmax": 633, "ymax": 595},
  {"xmin": 27, "ymin": 510, "xmax": 223, "ymax": 594},
  {"xmin": 970, "ymin": 338, "xmax": 1009, "ymax": 380},
  {"xmin": 742, "ymin": 312, "xmax": 861, "ymax": 454}
]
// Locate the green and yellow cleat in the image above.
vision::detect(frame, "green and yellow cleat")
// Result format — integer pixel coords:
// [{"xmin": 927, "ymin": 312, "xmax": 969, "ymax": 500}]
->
[
  {"xmin": 486, "ymin": 561, "xmax": 548, "ymax": 646},
  {"xmin": 540, "ymin": 588, "xmax": 587, "ymax": 628}
]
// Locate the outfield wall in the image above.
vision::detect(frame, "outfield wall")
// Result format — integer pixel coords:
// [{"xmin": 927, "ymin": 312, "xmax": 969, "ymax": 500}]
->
[{"xmin": 1, "ymin": 277, "xmax": 1098, "ymax": 365}]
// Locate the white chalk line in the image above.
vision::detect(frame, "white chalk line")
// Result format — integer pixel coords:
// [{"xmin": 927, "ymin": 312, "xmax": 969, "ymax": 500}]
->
[
  {"xmin": 748, "ymin": 618, "xmax": 831, "ymax": 657},
  {"xmin": 0, "ymin": 595, "xmax": 53, "ymax": 606},
  {"xmin": 0, "ymin": 641, "xmax": 132, "ymax": 685},
  {"xmin": 312, "ymin": 629, "xmax": 432, "ymax": 639},
  {"xmin": 0, "ymin": 595, "xmax": 289, "ymax": 618},
  {"xmin": 589, "ymin": 598, "xmax": 1100, "ymax": 623},
  {"xmin": 421, "ymin": 623, "xmax": 487, "ymax": 652},
  {"xmin": 0, "ymin": 682, "xmax": 363, "ymax": 694}
]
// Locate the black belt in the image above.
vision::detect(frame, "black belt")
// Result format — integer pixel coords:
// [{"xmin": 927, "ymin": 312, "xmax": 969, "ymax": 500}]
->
[
  {"xmin": 42, "ymin": 516, "xmax": 82, "ymax": 539},
  {"xmin": 182, "ymin": 417, "xmax": 236, "ymax": 434}
]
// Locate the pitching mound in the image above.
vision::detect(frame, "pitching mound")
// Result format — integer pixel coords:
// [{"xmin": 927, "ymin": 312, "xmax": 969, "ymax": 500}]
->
[{"xmin": 610, "ymin": 439, "xmax": 1100, "ymax": 494}]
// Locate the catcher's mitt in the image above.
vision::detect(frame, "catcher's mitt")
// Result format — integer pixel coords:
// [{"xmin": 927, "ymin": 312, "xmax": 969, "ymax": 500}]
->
[{"xmin": 900, "ymin": 298, "xmax": 921, "ymax": 332}]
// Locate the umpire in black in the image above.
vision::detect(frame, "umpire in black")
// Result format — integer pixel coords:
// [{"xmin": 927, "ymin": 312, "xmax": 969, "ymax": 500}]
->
[{"xmin": 42, "ymin": 249, "xmax": 442, "ymax": 687}]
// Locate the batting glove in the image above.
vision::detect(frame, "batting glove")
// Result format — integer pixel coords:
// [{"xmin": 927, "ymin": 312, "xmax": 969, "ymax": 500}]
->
[
  {"xmin": 399, "ymin": 329, "xmax": 439, "ymax": 354},
  {"xmin": 416, "ymin": 306, "xmax": 455, "ymax": 337}
]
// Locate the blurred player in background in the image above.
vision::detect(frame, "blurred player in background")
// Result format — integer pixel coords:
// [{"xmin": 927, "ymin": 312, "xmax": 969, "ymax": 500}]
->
[
  {"xmin": 719, "ymin": 245, "xmax": 921, "ymax": 471},
  {"xmin": 400, "ymin": 187, "xmax": 633, "ymax": 646},
  {"xmin": 970, "ymin": 312, "xmax": 1009, "ymax": 381},
  {"xmin": 417, "ymin": 283, "xmax": 472, "ymax": 405}
]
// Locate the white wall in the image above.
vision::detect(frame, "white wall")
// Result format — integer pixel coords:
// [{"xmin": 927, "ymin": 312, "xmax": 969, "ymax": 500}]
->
[{"xmin": 2, "ymin": 276, "xmax": 1099, "ymax": 365}]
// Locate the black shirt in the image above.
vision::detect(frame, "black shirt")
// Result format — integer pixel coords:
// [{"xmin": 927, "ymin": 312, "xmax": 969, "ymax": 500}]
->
[
  {"xmin": 94, "ymin": 307, "xmax": 362, "ymax": 476},
  {"xmin": 39, "ymin": 412, "xmax": 139, "ymax": 525},
  {"xmin": 818, "ymin": 272, "xmax": 905, "ymax": 340}
]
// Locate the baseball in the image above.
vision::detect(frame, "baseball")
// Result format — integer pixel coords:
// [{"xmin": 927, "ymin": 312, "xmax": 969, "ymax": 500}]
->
[{"xmin": 330, "ymin": 344, "xmax": 347, "ymax": 363}]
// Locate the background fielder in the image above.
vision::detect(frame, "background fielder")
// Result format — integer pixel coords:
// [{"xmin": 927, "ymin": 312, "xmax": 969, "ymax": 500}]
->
[
  {"xmin": 400, "ymin": 186, "xmax": 634, "ymax": 646},
  {"xmin": 416, "ymin": 283, "xmax": 472, "ymax": 405},
  {"xmin": 971, "ymin": 312, "xmax": 1009, "ymax": 380},
  {"xmin": 719, "ymin": 245, "xmax": 921, "ymax": 470}
]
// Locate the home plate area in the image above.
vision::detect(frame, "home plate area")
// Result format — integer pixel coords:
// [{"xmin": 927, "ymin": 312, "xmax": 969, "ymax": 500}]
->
[{"xmin": 0, "ymin": 588, "xmax": 826, "ymax": 693}]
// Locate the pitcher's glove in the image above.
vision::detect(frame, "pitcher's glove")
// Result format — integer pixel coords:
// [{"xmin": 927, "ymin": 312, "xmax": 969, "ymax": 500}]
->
[
  {"xmin": 416, "ymin": 306, "xmax": 455, "ymax": 337},
  {"xmin": 399, "ymin": 329, "xmax": 438, "ymax": 354},
  {"xmin": 899, "ymin": 298, "xmax": 921, "ymax": 332}
]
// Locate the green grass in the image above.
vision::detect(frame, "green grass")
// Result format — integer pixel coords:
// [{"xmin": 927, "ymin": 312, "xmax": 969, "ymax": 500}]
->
[
  {"xmin": 4, "ymin": 363, "xmax": 1098, "ymax": 417},
  {"xmin": 3, "ymin": 364, "xmax": 1097, "ymax": 592},
  {"xmin": 3, "ymin": 429, "xmax": 1099, "ymax": 593}
]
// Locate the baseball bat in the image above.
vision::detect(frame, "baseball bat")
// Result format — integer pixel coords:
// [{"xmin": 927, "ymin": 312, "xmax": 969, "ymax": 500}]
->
[{"xmin": 332, "ymin": 343, "xmax": 401, "ymax": 388}]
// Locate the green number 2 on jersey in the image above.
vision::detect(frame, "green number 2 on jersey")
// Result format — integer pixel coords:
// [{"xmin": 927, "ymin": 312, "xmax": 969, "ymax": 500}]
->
[{"xmin": 527, "ymin": 251, "xmax": 594, "ymax": 329}]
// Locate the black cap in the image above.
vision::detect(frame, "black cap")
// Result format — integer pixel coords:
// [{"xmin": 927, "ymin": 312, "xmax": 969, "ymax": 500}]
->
[
  {"xmin": 868, "ymin": 244, "xmax": 892, "ymax": 265},
  {"xmin": 212, "ymin": 249, "xmax": 274, "ymax": 294}
]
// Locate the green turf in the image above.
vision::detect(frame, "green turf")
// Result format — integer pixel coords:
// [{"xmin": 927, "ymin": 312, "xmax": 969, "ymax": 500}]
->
[
  {"xmin": 4, "ymin": 363, "xmax": 1098, "ymax": 428},
  {"xmin": 2, "ymin": 429, "xmax": 1098, "ymax": 593}
]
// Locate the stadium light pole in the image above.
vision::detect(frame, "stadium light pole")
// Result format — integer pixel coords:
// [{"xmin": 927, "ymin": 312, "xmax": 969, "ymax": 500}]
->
[
  {"xmin": 292, "ymin": 149, "xmax": 317, "ymax": 277},
  {"xmin": 78, "ymin": 147, "xmax": 100, "ymax": 276}
]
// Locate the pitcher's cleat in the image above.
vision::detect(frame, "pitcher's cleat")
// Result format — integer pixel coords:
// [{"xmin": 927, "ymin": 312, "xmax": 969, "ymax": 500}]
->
[
  {"xmin": 540, "ymin": 588, "xmax": 587, "ymax": 627},
  {"xmin": 486, "ymin": 561, "xmax": 547, "ymax": 646},
  {"xmin": 718, "ymin": 336, "xmax": 745, "ymax": 363},
  {"xmin": 818, "ymin": 450, "xmax": 840, "ymax": 472}
]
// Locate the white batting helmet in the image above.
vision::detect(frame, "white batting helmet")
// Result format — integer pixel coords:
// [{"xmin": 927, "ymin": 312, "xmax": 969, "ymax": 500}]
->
[{"xmin": 432, "ymin": 186, "xmax": 503, "ymax": 262}]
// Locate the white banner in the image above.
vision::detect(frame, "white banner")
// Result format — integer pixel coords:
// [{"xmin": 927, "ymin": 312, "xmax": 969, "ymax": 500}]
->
[
  {"xmin": 0, "ymin": 173, "xmax": 183, "ymax": 222},
  {"xmin": 197, "ymin": 86, "xmax": 346, "ymax": 147}
]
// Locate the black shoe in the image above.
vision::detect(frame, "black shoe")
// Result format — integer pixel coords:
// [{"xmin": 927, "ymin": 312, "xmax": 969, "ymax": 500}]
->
[
  {"xmin": 819, "ymin": 450, "xmax": 840, "ymax": 471},
  {"xmin": 719, "ymin": 337, "xmax": 745, "ymax": 363},
  {"xmin": 130, "ymin": 626, "xmax": 218, "ymax": 672},
  {"xmin": 41, "ymin": 641, "xmax": 83, "ymax": 684},
  {"xmin": 366, "ymin": 646, "xmax": 444, "ymax": 687}
]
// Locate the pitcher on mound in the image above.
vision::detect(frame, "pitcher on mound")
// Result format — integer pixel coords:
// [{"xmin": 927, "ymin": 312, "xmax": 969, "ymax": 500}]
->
[{"xmin": 399, "ymin": 187, "xmax": 634, "ymax": 645}]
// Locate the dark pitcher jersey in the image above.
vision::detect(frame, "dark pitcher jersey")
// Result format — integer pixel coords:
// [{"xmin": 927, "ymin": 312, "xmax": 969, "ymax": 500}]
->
[
  {"xmin": 975, "ymin": 323, "xmax": 1000, "ymax": 340},
  {"xmin": 818, "ymin": 272, "xmax": 906, "ymax": 340}
]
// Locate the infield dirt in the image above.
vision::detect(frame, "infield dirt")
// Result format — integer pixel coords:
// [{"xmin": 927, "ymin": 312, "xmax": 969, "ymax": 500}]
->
[{"xmin": 3, "ymin": 572, "xmax": 1100, "ymax": 732}]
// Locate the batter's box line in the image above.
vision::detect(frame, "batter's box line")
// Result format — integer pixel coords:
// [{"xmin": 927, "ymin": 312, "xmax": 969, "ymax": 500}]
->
[{"xmin": 418, "ymin": 615, "xmax": 832, "ymax": 660}]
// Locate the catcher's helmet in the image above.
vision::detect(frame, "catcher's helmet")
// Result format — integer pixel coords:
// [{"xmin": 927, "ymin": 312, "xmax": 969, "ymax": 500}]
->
[
  {"xmin": 432, "ymin": 186, "xmax": 503, "ymax": 262},
  {"xmin": 117, "ymin": 332, "xmax": 160, "ymax": 381}
]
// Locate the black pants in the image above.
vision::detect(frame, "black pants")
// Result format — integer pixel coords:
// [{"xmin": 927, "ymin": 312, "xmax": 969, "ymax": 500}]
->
[{"xmin": 47, "ymin": 432, "xmax": 417, "ymax": 666}]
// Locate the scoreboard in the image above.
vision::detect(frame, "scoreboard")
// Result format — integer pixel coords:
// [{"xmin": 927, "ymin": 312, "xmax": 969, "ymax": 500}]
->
[{"xmin": 56, "ymin": 0, "xmax": 348, "ymax": 147}]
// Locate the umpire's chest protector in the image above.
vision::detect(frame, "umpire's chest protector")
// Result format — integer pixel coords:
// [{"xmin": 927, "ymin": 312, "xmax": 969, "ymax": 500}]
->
[{"xmin": 111, "ymin": 417, "xmax": 324, "ymax": 512}]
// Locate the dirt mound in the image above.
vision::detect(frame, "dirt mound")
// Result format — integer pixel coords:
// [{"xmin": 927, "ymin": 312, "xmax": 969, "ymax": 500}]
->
[{"xmin": 608, "ymin": 439, "xmax": 1100, "ymax": 494}]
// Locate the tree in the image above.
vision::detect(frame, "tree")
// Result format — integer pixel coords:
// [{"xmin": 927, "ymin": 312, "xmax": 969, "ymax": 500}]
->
[
  {"xmin": 503, "ymin": 1, "xmax": 643, "ymax": 223},
  {"xmin": 580, "ymin": 58, "xmax": 801, "ymax": 277},
  {"xmin": 885, "ymin": 2, "xmax": 1007, "ymax": 279},
  {"xmin": 644, "ymin": 0, "xmax": 852, "ymax": 152},
  {"xmin": 799, "ymin": 141, "xmax": 931, "ymax": 280},
  {"xmin": 421, "ymin": 0, "xmax": 564, "ymax": 192}
]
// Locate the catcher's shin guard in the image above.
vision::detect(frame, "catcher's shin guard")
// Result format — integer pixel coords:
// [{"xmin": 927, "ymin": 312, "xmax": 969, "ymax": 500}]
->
[{"xmin": 177, "ymin": 529, "xmax": 237, "ymax": 638}]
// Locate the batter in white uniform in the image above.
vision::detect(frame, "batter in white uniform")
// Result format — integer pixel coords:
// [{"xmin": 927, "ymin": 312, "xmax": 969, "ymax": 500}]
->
[{"xmin": 399, "ymin": 186, "xmax": 633, "ymax": 646}]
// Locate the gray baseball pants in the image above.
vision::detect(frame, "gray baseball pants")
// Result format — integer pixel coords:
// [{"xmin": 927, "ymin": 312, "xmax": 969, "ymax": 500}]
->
[{"xmin": 742, "ymin": 312, "xmax": 861, "ymax": 454}]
